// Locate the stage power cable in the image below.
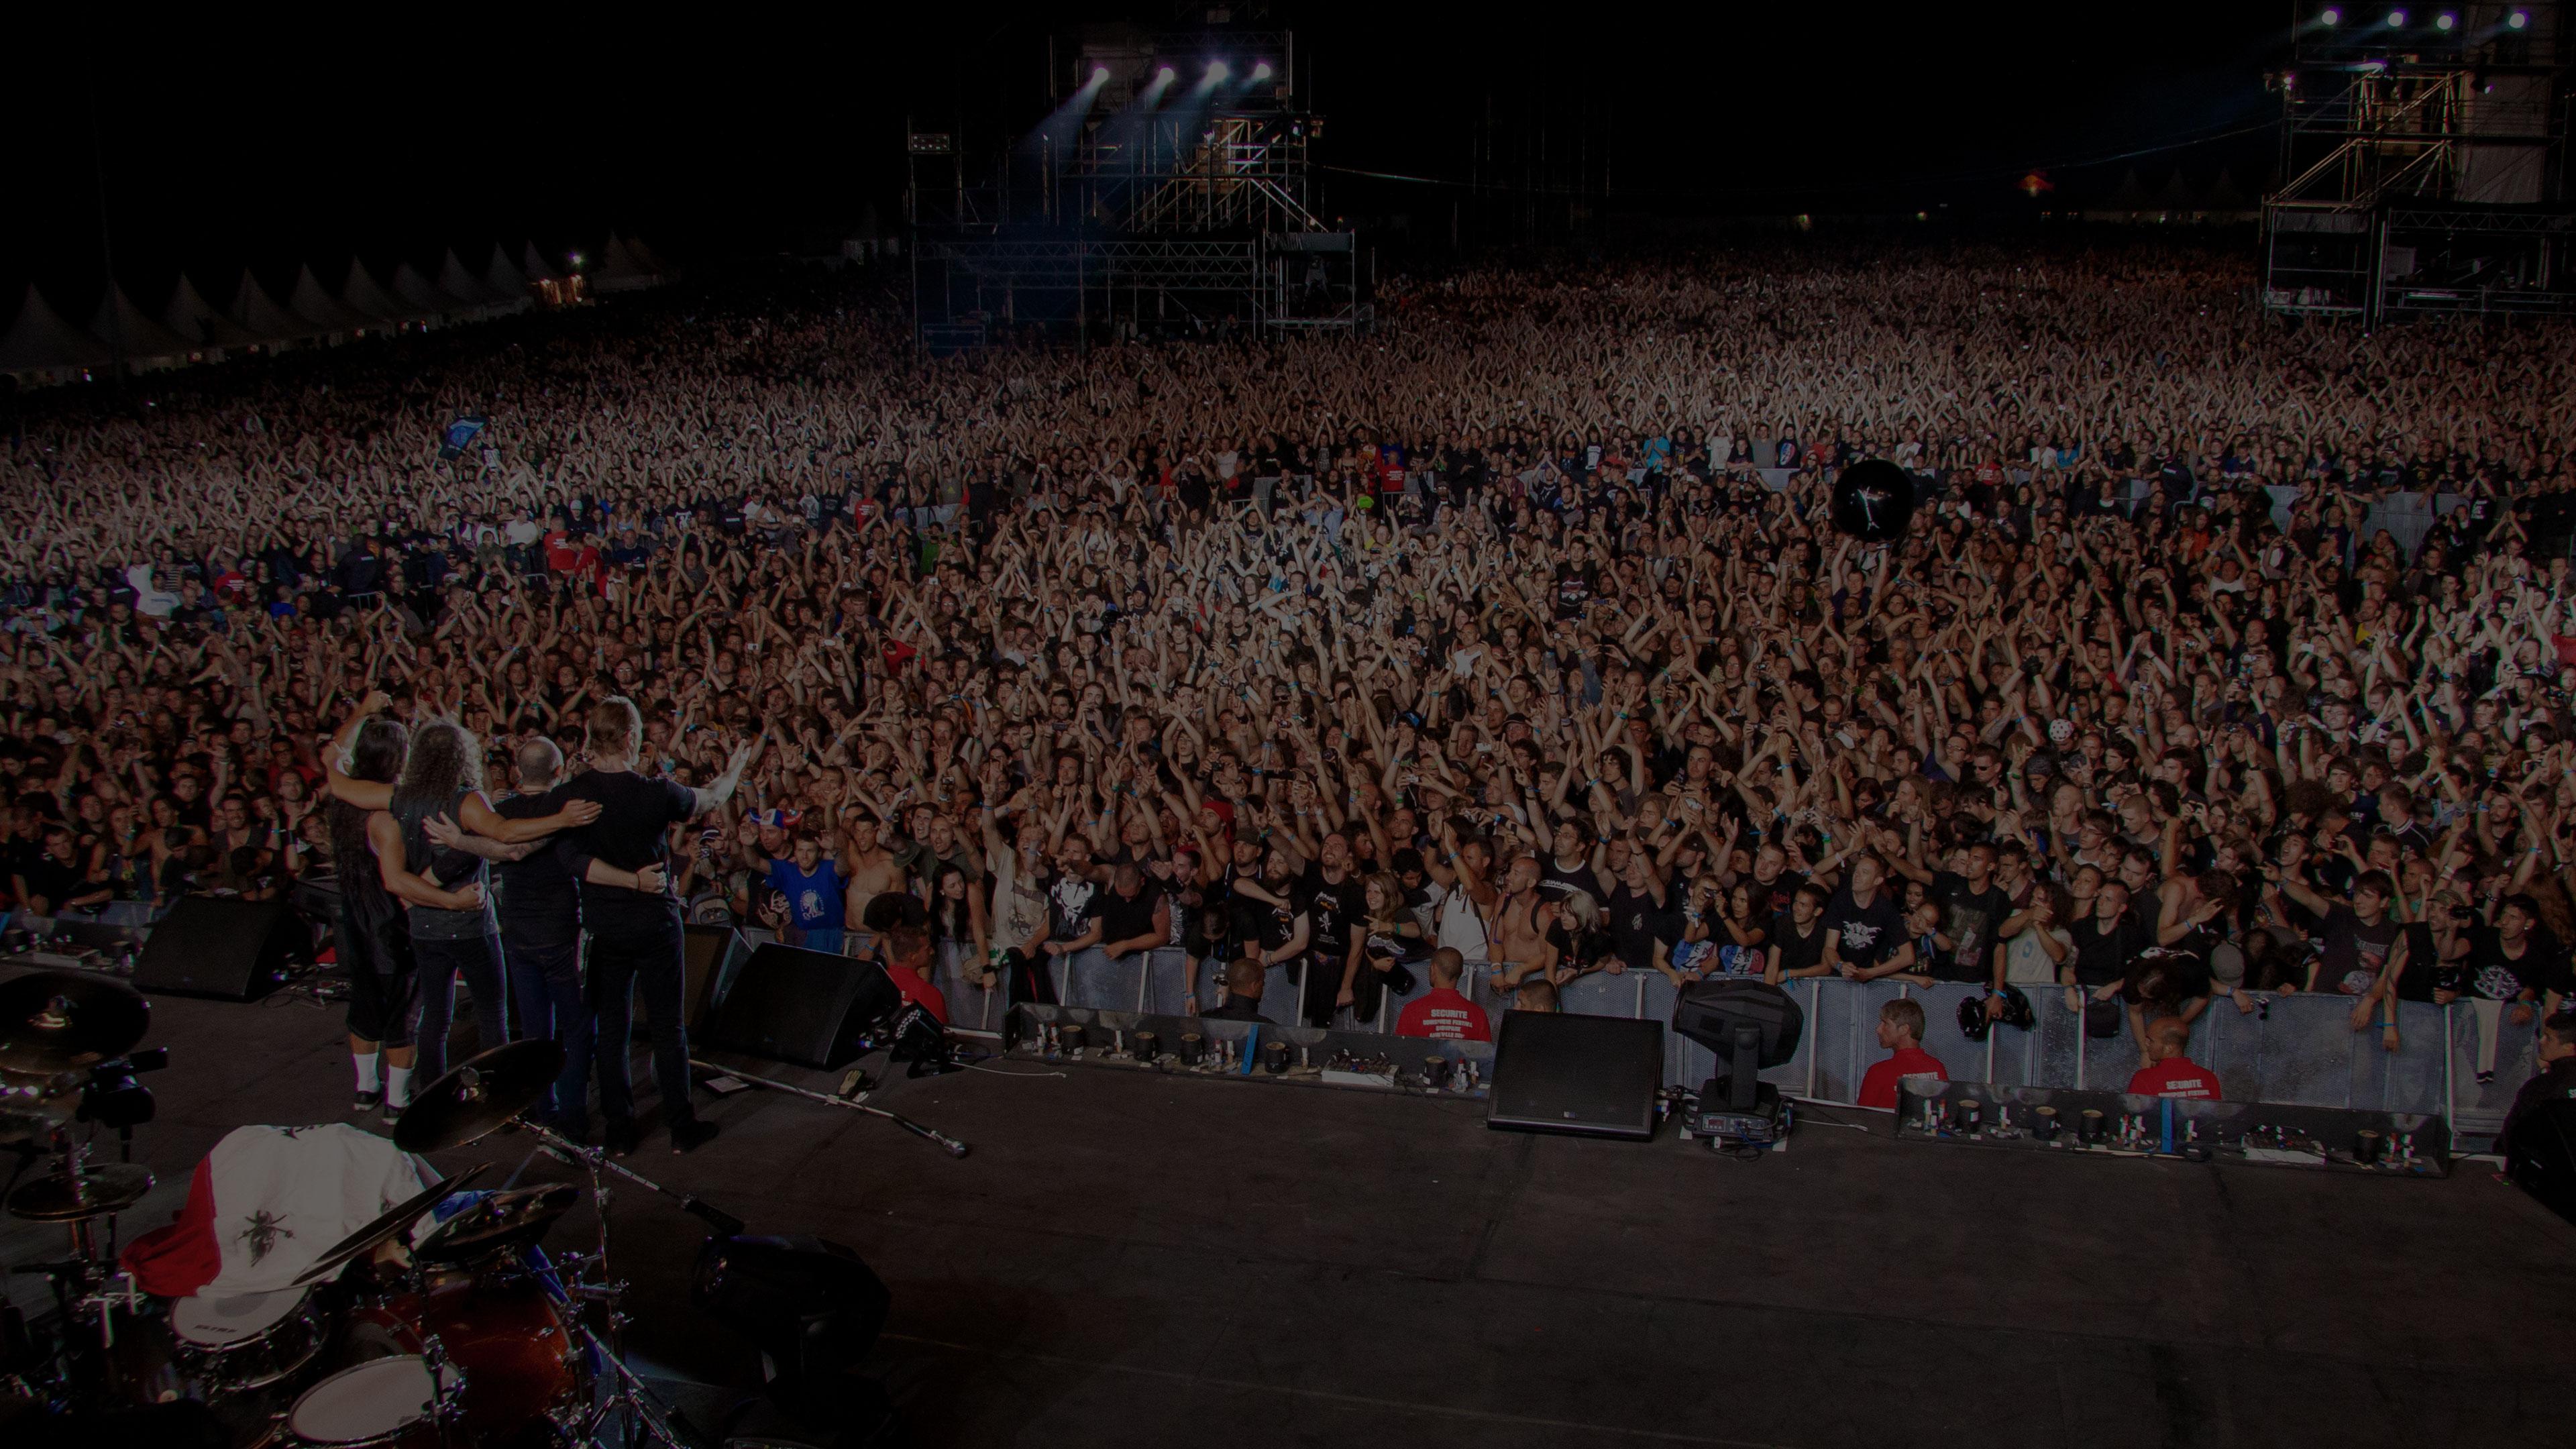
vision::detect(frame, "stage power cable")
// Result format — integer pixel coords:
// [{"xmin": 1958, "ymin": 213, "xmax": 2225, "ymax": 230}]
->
[{"xmin": 689, "ymin": 1059, "xmax": 971, "ymax": 1159}]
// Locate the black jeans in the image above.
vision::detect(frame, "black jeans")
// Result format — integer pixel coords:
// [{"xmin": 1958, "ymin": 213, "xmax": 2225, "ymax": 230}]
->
[
  {"xmin": 587, "ymin": 909, "xmax": 696, "ymax": 1130},
  {"xmin": 506, "ymin": 933, "xmax": 592, "ymax": 1136},
  {"xmin": 415, "ymin": 932, "xmax": 506, "ymax": 1081}
]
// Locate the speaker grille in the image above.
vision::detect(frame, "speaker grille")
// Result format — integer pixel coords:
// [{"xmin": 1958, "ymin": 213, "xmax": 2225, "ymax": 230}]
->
[{"xmin": 1486, "ymin": 1010, "xmax": 1665, "ymax": 1140}]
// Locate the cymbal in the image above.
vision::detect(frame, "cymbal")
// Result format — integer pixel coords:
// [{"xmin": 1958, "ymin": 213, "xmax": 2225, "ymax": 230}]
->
[
  {"xmin": 6, "ymin": 1163, "xmax": 154, "ymax": 1222},
  {"xmin": 0, "ymin": 971, "xmax": 150, "ymax": 1074},
  {"xmin": 292, "ymin": 1163, "xmax": 488, "ymax": 1288},
  {"xmin": 0, "ymin": 1068, "xmax": 76, "ymax": 1147},
  {"xmin": 391, "ymin": 1038, "xmax": 566, "ymax": 1155},
  {"xmin": 415, "ymin": 1183, "xmax": 578, "ymax": 1267}
]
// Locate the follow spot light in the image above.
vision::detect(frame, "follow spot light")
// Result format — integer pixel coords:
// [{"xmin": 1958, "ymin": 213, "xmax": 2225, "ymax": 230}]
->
[
  {"xmin": 1250, "ymin": 61, "xmax": 1273, "ymax": 82},
  {"xmin": 2386, "ymin": 7, "xmax": 2406, "ymax": 23},
  {"xmin": 2509, "ymin": 7, "xmax": 2528, "ymax": 25},
  {"xmin": 1155, "ymin": 64, "xmax": 1175, "ymax": 82},
  {"xmin": 2435, "ymin": 11, "xmax": 2455, "ymax": 28},
  {"xmin": 1205, "ymin": 60, "xmax": 1228, "ymax": 80},
  {"xmin": 1089, "ymin": 66, "xmax": 1108, "ymax": 85},
  {"xmin": 2321, "ymin": 5, "xmax": 2341, "ymax": 21}
]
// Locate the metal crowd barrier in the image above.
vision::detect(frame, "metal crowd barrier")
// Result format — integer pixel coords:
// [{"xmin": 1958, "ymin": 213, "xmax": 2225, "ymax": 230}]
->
[{"xmin": 1024, "ymin": 953, "xmax": 2529, "ymax": 1151}]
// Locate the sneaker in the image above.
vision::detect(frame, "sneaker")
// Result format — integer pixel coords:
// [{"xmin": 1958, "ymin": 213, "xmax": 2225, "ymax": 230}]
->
[
  {"xmin": 604, "ymin": 1119, "xmax": 644, "ymax": 1159},
  {"xmin": 382, "ymin": 1097, "xmax": 407, "ymax": 1126},
  {"xmin": 669, "ymin": 1119, "xmax": 720, "ymax": 1155},
  {"xmin": 354, "ymin": 1089, "xmax": 384, "ymax": 1114}
]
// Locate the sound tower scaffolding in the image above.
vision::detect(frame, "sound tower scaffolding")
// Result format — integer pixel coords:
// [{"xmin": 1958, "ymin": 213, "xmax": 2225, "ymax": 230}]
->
[
  {"xmin": 2262, "ymin": 2, "xmax": 2575, "ymax": 323},
  {"xmin": 907, "ymin": 21, "xmax": 1364, "ymax": 354}
]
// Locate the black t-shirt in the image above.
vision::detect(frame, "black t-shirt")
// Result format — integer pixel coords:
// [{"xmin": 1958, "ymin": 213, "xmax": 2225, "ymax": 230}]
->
[
  {"xmin": 558, "ymin": 768, "xmax": 698, "ymax": 923},
  {"xmin": 1298, "ymin": 865, "xmax": 1358, "ymax": 959},
  {"xmin": 1096, "ymin": 883, "xmax": 1163, "ymax": 954},
  {"xmin": 1770, "ymin": 914, "xmax": 1827, "ymax": 976},
  {"xmin": 2461, "ymin": 926, "xmax": 2567, "ymax": 1002},
  {"xmin": 493, "ymin": 789, "xmax": 582, "ymax": 946},
  {"xmin": 1822, "ymin": 885, "xmax": 1904, "ymax": 967},
  {"xmin": 1046, "ymin": 873, "xmax": 1104, "ymax": 944},
  {"xmin": 1929, "ymin": 872, "xmax": 2012, "ymax": 984},
  {"xmin": 1608, "ymin": 883, "xmax": 1682, "ymax": 974},
  {"xmin": 2070, "ymin": 912, "xmax": 2147, "ymax": 987}
]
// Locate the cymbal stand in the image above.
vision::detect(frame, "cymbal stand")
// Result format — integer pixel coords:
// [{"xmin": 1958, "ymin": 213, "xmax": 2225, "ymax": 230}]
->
[
  {"xmin": 566, "ymin": 1316, "xmax": 715, "ymax": 1449},
  {"xmin": 687, "ymin": 1059, "xmax": 971, "ymax": 1157}
]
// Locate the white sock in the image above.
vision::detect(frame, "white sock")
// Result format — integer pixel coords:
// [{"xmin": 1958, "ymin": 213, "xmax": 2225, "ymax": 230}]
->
[
  {"xmin": 353, "ymin": 1051, "xmax": 381, "ymax": 1093},
  {"xmin": 385, "ymin": 1066, "xmax": 415, "ymax": 1110}
]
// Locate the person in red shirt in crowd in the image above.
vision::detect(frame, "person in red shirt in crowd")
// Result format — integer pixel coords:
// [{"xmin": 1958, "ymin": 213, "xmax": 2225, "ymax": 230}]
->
[
  {"xmin": 1857, "ymin": 998, "xmax": 1947, "ymax": 1110},
  {"xmin": 2126, "ymin": 1016, "xmax": 2222, "ymax": 1099},
  {"xmin": 1395, "ymin": 948, "xmax": 1491, "ymax": 1042}
]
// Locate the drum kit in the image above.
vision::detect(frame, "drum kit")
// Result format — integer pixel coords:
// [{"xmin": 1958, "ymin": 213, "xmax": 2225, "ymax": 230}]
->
[{"xmin": 1, "ymin": 971, "xmax": 746, "ymax": 1449}]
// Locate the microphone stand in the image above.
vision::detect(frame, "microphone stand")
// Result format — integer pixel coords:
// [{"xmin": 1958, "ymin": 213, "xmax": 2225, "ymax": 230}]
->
[{"xmin": 687, "ymin": 1060, "xmax": 971, "ymax": 1158}]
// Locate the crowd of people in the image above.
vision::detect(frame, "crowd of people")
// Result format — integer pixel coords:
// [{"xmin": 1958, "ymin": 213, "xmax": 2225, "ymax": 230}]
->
[{"xmin": 5, "ymin": 235, "xmax": 2576, "ymax": 1151}]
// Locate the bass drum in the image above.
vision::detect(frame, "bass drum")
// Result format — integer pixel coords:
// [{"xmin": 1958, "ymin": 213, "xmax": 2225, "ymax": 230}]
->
[{"xmin": 346, "ymin": 1270, "xmax": 580, "ymax": 1446}]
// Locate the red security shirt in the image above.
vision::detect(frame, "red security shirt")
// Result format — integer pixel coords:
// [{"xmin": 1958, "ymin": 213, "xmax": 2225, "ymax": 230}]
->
[
  {"xmin": 1395, "ymin": 987, "xmax": 1490, "ymax": 1042},
  {"xmin": 1858, "ymin": 1045, "xmax": 1948, "ymax": 1110},
  {"xmin": 2127, "ymin": 1058, "xmax": 2221, "ymax": 1099}
]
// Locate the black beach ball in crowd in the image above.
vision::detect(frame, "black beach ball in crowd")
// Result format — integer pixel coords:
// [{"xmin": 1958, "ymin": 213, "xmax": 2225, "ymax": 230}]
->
[{"xmin": 1831, "ymin": 458, "xmax": 1917, "ymax": 542}]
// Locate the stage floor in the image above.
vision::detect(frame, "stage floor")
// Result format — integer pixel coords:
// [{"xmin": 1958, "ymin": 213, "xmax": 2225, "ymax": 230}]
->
[{"xmin": 11, "ymin": 975, "xmax": 2575, "ymax": 1448}]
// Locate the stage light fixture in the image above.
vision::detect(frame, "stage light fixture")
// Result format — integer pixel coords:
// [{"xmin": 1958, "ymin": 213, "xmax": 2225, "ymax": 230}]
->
[
  {"xmin": 1090, "ymin": 66, "xmax": 1109, "ymax": 85},
  {"xmin": 2434, "ymin": 11, "xmax": 2455, "ymax": 28},
  {"xmin": 2385, "ymin": 7, "xmax": 2406, "ymax": 23},
  {"xmin": 2508, "ymin": 7, "xmax": 2528, "ymax": 25},
  {"xmin": 2320, "ymin": 5, "xmax": 2341, "ymax": 20},
  {"xmin": 1156, "ymin": 64, "xmax": 1176, "ymax": 82},
  {"xmin": 1206, "ymin": 60, "xmax": 1229, "ymax": 80},
  {"xmin": 1250, "ymin": 61, "xmax": 1273, "ymax": 82}
]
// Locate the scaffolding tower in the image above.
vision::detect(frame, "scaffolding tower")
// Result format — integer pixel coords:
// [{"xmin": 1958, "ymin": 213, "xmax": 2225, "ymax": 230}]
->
[
  {"xmin": 2262, "ymin": 1, "xmax": 2574, "ymax": 321},
  {"xmin": 908, "ymin": 23, "xmax": 1365, "ymax": 352}
]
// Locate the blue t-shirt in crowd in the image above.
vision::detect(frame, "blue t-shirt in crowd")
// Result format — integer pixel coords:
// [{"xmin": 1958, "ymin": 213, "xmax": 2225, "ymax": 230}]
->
[{"xmin": 766, "ymin": 856, "xmax": 848, "ymax": 932}]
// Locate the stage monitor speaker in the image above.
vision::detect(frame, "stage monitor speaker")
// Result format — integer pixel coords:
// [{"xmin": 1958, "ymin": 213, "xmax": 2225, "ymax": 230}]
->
[
  {"xmin": 702, "ymin": 943, "xmax": 900, "ymax": 1069},
  {"xmin": 131, "ymin": 898, "xmax": 302, "ymax": 1002},
  {"xmin": 1486, "ymin": 1010, "xmax": 1665, "ymax": 1141},
  {"xmin": 2506, "ymin": 1097, "xmax": 2576, "ymax": 1229},
  {"xmin": 682, "ymin": 924, "xmax": 733, "ymax": 1032}
]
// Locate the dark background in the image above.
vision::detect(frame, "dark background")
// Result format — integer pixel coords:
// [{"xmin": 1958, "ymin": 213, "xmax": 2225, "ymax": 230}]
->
[{"xmin": 6, "ymin": 4, "xmax": 2290, "ymax": 311}]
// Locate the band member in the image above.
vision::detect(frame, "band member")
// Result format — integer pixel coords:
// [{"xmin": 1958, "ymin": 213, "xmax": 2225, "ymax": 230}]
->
[{"xmin": 557, "ymin": 698, "xmax": 759, "ymax": 1157}]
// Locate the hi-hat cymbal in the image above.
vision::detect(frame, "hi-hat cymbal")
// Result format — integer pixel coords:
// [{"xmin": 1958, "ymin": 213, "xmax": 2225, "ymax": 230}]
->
[
  {"xmin": 292, "ymin": 1163, "xmax": 489, "ymax": 1288},
  {"xmin": 391, "ymin": 1038, "xmax": 566, "ymax": 1155},
  {"xmin": 0, "ymin": 1067, "xmax": 76, "ymax": 1146},
  {"xmin": 0, "ymin": 971, "xmax": 150, "ymax": 1074},
  {"xmin": 6, "ymin": 1163, "xmax": 154, "ymax": 1222}
]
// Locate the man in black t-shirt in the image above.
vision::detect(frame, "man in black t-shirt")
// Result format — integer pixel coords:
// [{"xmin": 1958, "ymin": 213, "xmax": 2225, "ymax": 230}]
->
[
  {"xmin": 555, "ymin": 699, "xmax": 757, "ymax": 1157},
  {"xmin": 1766, "ymin": 885, "xmax": 1831, "ymax": 982},
  {"xmin": 1821, "ymin": 855, "xmax": 1907, "ymax": 981},
  {"xmin": 1095, "ymin": 861, "xmax": 1167, "ymax": 966},
  {"xmin": 1924, "ymin": 845, "xmax": 2012, "ymax": 986},
  {"xmin": 1294, "ymin": 835, "xmax": 1359, "ymax": 1026}
]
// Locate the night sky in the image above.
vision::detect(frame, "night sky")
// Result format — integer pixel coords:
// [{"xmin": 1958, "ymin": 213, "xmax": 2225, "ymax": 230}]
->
[{"xmin": 7, "ymin": 4, "xmax": 2288, "ymax": 311}]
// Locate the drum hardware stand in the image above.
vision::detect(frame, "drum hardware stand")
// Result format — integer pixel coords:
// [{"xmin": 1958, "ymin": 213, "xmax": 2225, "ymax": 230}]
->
[
  {"xmin": 514, "ymin": 1116, "xmax": 743, "ymax": 1449},
  {"xmin": 568, "ymin": 1316, "xmax": 714, "ymax": 1449},
  {"xmin": 687, "ymin": 1059, "xmax": 971, "ymax": 1158},
  {"xmin": 418, "ymin": 1331, "xmax": 472, "ymax": 1449}
]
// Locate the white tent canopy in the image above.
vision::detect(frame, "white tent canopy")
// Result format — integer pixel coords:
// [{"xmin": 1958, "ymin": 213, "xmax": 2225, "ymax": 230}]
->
[
  {"xmin": 340, "ymin": 261, "xmax": 423, "ymax": 324},
  {"xmin": 166, "ymin": 274, "xmax": 267, "ymax": 350},
  {"xmin": 521, "ymin": 242, "xmax": 563, "ymax": 283},
  {"xmin": 288, "ymin": 264, "xmax": 376, "ymax": 333},
  {"xmin": 591, "ymin": 233, "xmax": 669, "ymax": 293},
  {"xmin": 0, "ymin": 284, "xmax": 115, "ymax": 372},
  {"xmin": 88, "ymin": 283, "xmax": 199, "ymax": 362},
  {"xmin": 439, "ymin": 248, "xmax": 509, "ymax": 309},
  {"xmin": 486, "ymin": 246, "xmax": 532, "ymax": 300},
  {"xmin": 232, "ymin": 270, "xmax": 319, "ymax": 341},
  {"xmin": 390, "ymin": 261, "xmax": 469, "ymax": 317}
]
